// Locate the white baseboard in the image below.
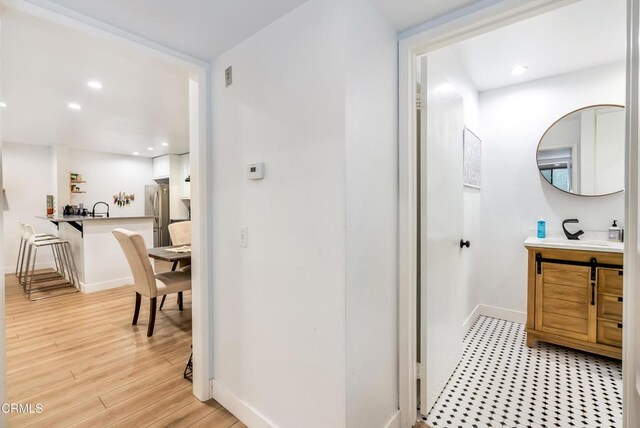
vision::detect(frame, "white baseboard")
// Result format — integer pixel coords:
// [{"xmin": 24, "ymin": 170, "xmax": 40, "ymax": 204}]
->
[
  {"xmin": 210, "ymin": 379, "xmax": 277, "ymax": 428},
  {"xmin": 80, "ymin": 276, "xmax": 133, "ymax": 293},
  {"xmin": 479, "ymin": 304, "xmax": 526, "ymax": 325},
  {"xmin": 383, "ymin": 410, "xmax": 401, "ymax": 428},
  {"xmin": 5, "ymin": 262, "xmax": 55, "ymax": 274},
  {"xmin": 463, "ymin": 304, "xmax": 526, "ymax": 332},
  {"xmin": 463, "ymin": 304, "xmax": 482, "ymax": 335}
]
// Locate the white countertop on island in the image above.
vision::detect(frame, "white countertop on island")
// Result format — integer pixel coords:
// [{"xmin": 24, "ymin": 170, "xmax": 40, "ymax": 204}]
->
[
  {"xmin": 524, "ymin": 236, "xmax": 624, "ymax": 253},
  {"xmin": 38, "ymin": 215, "xmax": 155, "ymax": 222}
]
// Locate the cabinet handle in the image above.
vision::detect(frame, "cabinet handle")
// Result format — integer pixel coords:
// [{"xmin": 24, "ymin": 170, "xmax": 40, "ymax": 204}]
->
[
  {"xmin": 618, "ymin": 323, "xmax": 623, "ymax": 329},
  {"xmin": 590, "ymin": 282, "xmax": 595, "ymax": 305},
  {"xmin": 618, "ymin": 271, "xmax": 623, "ymax": 276},
  {"xmin": 618, "ymin": 296, "xmax": 623, "ymax": 303}
]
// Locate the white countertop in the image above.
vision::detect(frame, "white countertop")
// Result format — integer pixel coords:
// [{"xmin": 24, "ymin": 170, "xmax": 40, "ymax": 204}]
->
[
  {"xmin": 37, "ymin": 215, "xmax": 155, "ymax": 222},
  {"xmin": 524, "ymin": 236, "xmax": 624, "ymax": 253}
]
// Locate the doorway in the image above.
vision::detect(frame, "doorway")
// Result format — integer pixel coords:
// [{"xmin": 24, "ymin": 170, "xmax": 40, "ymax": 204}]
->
[
  {"xmin": 0, "ymin": 1, "xmax": 213, "ymax": 424},
  {"xmin": 399, "ymin": 0, "xmax": 639, "ymax": 427}
]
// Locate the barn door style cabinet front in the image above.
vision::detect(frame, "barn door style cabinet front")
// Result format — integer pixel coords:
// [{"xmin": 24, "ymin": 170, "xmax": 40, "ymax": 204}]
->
[{"xmin": 525, "ymin": 244, "xmax": 623, "ymax": 360}]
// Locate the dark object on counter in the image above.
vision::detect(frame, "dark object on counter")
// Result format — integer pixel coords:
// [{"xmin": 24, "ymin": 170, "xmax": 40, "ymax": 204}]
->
[
  {"xmin": 63, "ymin": 205, "xmax": 73, "ymax": 216},
  {"xmin": 185, "ymin": 175, "xmax": 190, "ymax": 182},
  {"xmin": 92, "ymin": 202, "xmax": 110, "ymax": 218},
  {"xmin": 562, "ymin": 218, "xmax": 584, "ymax": 240}
]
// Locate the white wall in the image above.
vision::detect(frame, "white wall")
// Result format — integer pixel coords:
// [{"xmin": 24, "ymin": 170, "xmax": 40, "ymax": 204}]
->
[
  {"xmin": 211, "ymin": 0, "xmax": 398, "ymax": 427},
  {"xmin": 212, "ymin": 1, "xmax": 346, "ymax": 426},
  {"xmin": 475, "ymin": 61, "xmax": 626, "ymax": 315},
  {"xmin": 66, "ymin": 149, "xmax": 154, "ymax": 216},
  {"xmin": 344, "ymin": 0, "xmax": 398, "ymax": 427},
  {"xmin": 2, "ymin": 143, "xmax": 57, "ymax": 272}
]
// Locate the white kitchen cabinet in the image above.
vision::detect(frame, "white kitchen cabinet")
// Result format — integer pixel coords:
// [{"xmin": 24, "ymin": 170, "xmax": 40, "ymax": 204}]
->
[
  {"xmin": 152, "ymin": 155, "xmax": 170, "ymax": 179},
  {"xmin": 180, "ymin": 153, "xmax": 190, "ymax": 199}
]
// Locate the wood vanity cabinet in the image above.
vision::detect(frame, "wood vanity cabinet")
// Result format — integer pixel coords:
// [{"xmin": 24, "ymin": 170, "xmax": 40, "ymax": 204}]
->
[{"xmin": 526, "ymin": 246, "xmax": 623, "ymax": 359}]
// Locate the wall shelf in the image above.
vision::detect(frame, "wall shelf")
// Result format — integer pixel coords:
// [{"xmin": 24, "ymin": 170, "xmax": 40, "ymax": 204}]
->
[{"xmin": 70, "ymin": 172, "xmax": 86, "ymax": 198}]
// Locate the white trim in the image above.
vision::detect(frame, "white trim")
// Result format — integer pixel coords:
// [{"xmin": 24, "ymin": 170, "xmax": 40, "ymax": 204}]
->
[
  {"xmin": 79, "ymin": 277, "xmax": 132, "ymax": 293},
  {"xmin": 210, "ymin": 380, "xmax": 277, "ymax": 428},
  {"xmin": 0, "ymin": 0, "xmax": 213, "ymax": 406},
  {"xmin": 463, "ymin": 304, "xmax": 482, "ymax": 335},
  {"xmin": 383, "ymin": 410, "xmax": 401, "ymax": 428},
  {"xmin": 623, "ymin": 1, "xmax": 639, "ymax": 426},
  {"xmin": 478, "ymin": 305, "xmax": 527, "ymax": 325},
  {"xmin": 398, "ymin": 2, "xmax": 578, "ymax": 427}
]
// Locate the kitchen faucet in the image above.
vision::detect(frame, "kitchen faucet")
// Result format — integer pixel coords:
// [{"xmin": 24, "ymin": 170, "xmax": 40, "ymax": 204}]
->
[
  {"xmin": 562, "ymin": 218, "xmax": 584, "ymax": 240},
  {"xmin": 91, "ymin": 201, "xmax": 110, "ymax": 218}
]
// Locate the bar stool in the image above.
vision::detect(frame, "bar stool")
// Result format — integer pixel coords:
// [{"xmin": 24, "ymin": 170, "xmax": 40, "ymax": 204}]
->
[
  {"xmin": 21, "ymin": 224, "xmax": 79, "ymax": 300},
  {"xmin": 15, "ymin": 222, "xmax": 56, "ymax": 278}
]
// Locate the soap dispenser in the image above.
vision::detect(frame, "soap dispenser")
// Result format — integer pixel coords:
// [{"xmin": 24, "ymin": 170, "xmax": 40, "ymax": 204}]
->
[{"xmin": 609, "ymin": 220, "xmax": 623, "ymax": 242}]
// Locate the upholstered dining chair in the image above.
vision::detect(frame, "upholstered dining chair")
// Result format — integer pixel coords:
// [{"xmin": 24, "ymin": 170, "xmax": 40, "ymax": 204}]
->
[{"xmin": 113, "ymin": 228, "xmax": 191, "ymax": 337}]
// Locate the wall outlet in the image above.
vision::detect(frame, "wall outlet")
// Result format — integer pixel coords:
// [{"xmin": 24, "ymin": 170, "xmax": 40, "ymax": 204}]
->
[{"xmin": 240, "ymin": 227, "xmax": 248, "ymax": 248}]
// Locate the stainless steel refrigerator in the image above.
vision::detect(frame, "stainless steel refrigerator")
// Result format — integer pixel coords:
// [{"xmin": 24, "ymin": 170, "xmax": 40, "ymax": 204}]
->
[{"xmin": 145, "ymin": 183, "xmax": 170, "ymax": 247}]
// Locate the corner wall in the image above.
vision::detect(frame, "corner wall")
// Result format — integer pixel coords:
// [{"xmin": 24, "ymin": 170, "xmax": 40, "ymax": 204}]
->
[
  {"xmin": 211, "ymin": 0, "xmax": 398, "ymax": 426},
  {"xmin": 211, "ymin": 1, "xmax": 347, "ymax": 426},
  {"xmin": 344, "ymin": 0, "xmax": 398, "ymax": 426},
  {"xmin": 476, "ymin": 62, "xmax": 626, "ymax": 315}
]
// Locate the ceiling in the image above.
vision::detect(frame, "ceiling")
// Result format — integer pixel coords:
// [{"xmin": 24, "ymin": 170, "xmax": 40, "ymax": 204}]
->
[
  {"xmin": 369, "ymin": 0, "xmax": 481, "ymax": 33},
  {"xmin": 25, "ymin": 0, "xmax": 310, "ymax": 61},
  {"xmin": 449, "ymin": 0, "xmax": 626, "ymax": 91},
  {"xmin": 25, "ymin": 0, "xmax": 489, "ymax": 59},
  {"xmin": 1, "ymin": 7, "xmax": 190, "ymax": 157}
]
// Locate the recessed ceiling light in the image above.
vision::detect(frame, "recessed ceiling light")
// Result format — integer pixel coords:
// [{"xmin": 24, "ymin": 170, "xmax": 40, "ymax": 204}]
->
[
  {"xmin": 133, "ymin": 151, "xmax": 140, "ymax": 156},
  {"xmin": 87, "ymin": 80, "xmax": 103, "ymax": 90},
  {"xmin": 68, "ymin": 102, "xmax": 82, "ymax": 110},
  {"xmin": 147, "ymin": 147, "xmax": 155, "ymax": 151},
  {"xmin": 0, "ymin": 102, "xmax": 7, "ymax": 108},
  {"xmin": 510, "ymin": 65, "xmax": 528, "ymax": 76},
  {"xmin": 161, "ymin": 142, "xmax": 169, "ymax": 147}
]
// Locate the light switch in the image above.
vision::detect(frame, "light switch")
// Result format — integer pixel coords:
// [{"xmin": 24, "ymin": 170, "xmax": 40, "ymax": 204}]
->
[
  {"xmin": 240, "ymin": 227, "xmax": 248, "ymax": 248},
  {"xmin": 247, "ymin": 162, "xmax": 265, "ymax": 180}
]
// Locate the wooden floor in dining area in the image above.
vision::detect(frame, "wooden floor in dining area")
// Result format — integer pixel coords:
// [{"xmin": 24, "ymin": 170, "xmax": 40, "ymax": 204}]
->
[{"xmin": 4, "ymin": 266, "xmax": 243, "ymax": 428}]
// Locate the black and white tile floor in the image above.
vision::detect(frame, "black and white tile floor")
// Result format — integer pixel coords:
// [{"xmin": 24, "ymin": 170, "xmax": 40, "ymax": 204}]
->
[{"xmin": 424, "ymin": 316, "xmax": 622, "ymax": 428}]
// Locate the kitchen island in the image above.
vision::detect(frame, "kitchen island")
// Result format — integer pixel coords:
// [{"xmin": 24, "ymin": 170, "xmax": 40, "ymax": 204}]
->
[{"xmin": 37, "ymin": 215, "xmax": 155, "ymax": 292}]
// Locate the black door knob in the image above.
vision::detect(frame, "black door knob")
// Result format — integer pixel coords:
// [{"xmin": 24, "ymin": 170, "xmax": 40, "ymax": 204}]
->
[{"xmin": 460, "ymin": 239, "xmax": 470, "ymax": 248}]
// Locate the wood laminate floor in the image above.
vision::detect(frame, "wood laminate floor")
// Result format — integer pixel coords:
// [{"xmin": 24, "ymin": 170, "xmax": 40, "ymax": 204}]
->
[{"xmin": 4, "ymin": 265, "xmax": 244, "ymax": 428}]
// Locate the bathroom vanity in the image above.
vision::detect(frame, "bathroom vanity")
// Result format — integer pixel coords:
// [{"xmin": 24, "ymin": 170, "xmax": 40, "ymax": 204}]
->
[{"xmin": 524, "ymin": 237, "xmax": 623, "ymax": 359}]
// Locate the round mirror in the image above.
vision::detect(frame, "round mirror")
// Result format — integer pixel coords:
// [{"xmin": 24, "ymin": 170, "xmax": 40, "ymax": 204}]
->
[{"xmin": 537, "ymin": 105, "xmax": 625, "ymax": 196}]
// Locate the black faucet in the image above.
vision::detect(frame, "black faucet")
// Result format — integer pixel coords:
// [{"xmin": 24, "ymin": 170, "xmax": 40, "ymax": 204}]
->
[
  {"xmin": 562, "ymin": 219, "xmax": 584, "ymax": 240},
  {"xmin": 91, "ymin": 202, "xmax": 110, "ymax": 218}
]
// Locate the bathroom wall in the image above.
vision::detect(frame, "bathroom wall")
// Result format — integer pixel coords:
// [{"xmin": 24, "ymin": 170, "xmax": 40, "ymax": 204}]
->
[{"xmin": 475, "ymin": 61, "xmax": 626, "ymax": 316}]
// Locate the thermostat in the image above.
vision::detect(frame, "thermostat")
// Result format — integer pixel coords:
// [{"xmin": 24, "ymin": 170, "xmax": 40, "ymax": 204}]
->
[{"xmin": 247, "ymin": 162, "xmax": 265, "ymax": 180}]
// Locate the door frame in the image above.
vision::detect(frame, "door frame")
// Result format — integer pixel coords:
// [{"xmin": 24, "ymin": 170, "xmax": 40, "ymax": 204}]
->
[
  {"xmin": 0, "ymin": 0, "xmax": 214, "ymax": 403},
  {"xmin": 396, "ymin": 0, "xmax": 635, "ymax": 426}
]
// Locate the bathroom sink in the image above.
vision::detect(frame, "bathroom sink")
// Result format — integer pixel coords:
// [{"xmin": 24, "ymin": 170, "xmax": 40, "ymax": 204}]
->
[{"xmin": 524, "ymin": 236, "xmax": 623, "ymax": 253}]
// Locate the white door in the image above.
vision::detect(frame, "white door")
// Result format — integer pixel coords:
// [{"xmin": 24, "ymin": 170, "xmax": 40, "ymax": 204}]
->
[{"xmin": 419, "ymin": 54, "xmax": 465, "ymax": 415}]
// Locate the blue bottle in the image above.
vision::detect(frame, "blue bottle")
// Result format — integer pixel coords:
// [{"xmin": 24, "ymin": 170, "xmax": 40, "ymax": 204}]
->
[{"xmin": 537, "ymin": 218, "xmax": 546, "ymax": 238}]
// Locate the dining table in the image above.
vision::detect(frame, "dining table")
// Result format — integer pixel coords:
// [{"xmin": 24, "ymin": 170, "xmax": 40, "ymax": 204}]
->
[
  {"xmin": 147, "ymin": 245, "xmax": 192, "ymax": 271},
  {"xmin": 147, "ymin": 244, "xmax": 192, "ymax": 310}
]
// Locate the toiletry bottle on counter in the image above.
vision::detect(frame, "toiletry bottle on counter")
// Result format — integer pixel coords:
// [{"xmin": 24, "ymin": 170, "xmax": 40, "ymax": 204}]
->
[
  {"xmin": 537, "ymin": 218, "xmax": 546, "ymax": 238},
  {"xmin": 609, "ymin": 220, "xmax": 623, "ymax": 242}
]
